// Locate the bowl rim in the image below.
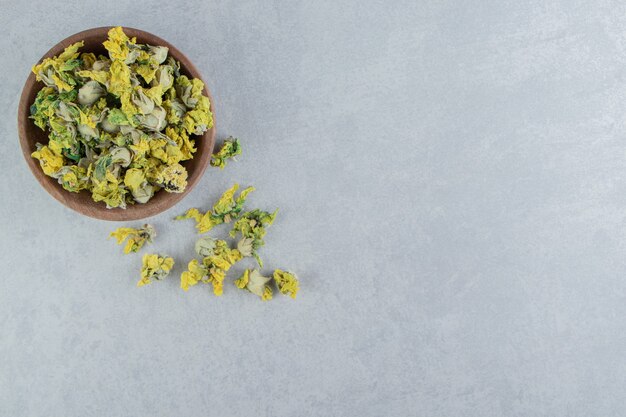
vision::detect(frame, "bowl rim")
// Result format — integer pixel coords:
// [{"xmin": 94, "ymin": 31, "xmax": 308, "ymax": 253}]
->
[{"xmin": 17, "ymin": 26, "xmax": 216, "ymax": 221}]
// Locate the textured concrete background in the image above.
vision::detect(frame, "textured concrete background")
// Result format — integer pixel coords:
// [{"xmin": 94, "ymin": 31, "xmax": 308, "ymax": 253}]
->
[{"xmin": 1, "ymin": 0, "xmax": 625, "ymax": 416}]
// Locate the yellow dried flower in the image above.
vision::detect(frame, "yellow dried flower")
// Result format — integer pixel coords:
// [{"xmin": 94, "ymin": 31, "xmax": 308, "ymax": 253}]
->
[
  {"xmin": 180, "ymin": 238, "xmax": 242, "ymax": 296},
  {"xmin": 175, "ymin": 184, "xmax": 254, "ymax": 233},
  {"xmin": 180, "ymin": 259, "xmax": 206, "ymax": 291},
  {"xmin": 230, "ymin": 209, "xmax": 278, "ymax": 267},
  {"xmin": 156, "ymin": 163, "xmax": 188, "ymax": 193},
  {"xmin": 234, "ymin": 269, "xmax": 273, "ymax": 301},
  {"xmin": 138, "ymin": 254, "xmax": 174, "ymax": 287},
  {"xmin": 273, "ymin": 269, "xmax": 299, "ymax": 299},
  {"xmin": 210, "ymin": 137, "xmax": 241, "ymax": 169},
  {"xmin": 31, "ymin": 145, "xmax": 64, "ymax": 176},
  {"xmin": 110, "ymin": 224, "xmax": 156, "ymax": 254}
]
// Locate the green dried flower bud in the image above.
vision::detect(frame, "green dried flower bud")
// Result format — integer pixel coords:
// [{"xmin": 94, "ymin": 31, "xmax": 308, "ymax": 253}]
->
[
  {"xmin": 148, "ymin": 46, "xmax": 169, "ymax": 64},
  {"xmin": 195, "ymin": 236, "xmax": 217, "ymax": 258},
  {"xmin": 78, "ymin": 80, "xmax": 106, "ymax": 106}
]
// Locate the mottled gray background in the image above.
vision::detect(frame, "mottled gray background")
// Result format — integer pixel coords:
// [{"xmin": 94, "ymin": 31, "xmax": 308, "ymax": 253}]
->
[{"xmin": 0, "ymin": 0, "xmax": 625, "ymax": 416}]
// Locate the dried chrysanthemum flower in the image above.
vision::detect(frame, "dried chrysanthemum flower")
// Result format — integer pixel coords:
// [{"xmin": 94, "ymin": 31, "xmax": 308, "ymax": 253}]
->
[
  {"xmin": 156, "ymin": 163, "xmax": 188, "ymax": 193},
  {"xmin": 77, "ymin": 80, "xmax": 106, "ymax": 106},
  {"xmin": 54, "ymin": 166, "xmax": 89, "ymax": 193},
  {"xmin": 201, "ymin": 240, "xmax": 242, "ymax": 295},
  {"xmin": 273, "ymin": 269, "xmax": 299, "ymax": 299},
  {"xmin": 180, "ymin": 239, "xmax": 242, "ymax": 296},
  {"xmin": 110, "ymin": 224, "xmax": 156, "ymax": 254},
  {"xmin": 32, "ymin": 41, "xmax": 84, "ymax": 91},
  {"xmin": 175, "ymin": 183, "xmax": 254, "ymax": 233},
  {"xmin": 230, "ymin": 209, "xmax": 278, "ymax": 267},
  {"xmin": 91, "ymin": 171, "xmax": 128, "ymax": 209},
  {"xmin": 209, "ymin": 184, "xmax": 254, "ymax": 223},
  {"xmin": 194, "ymin": 236, "xmax": 217, "ymax": 258},
  {"xmin": 180, "ymin": 259, "xmax": 207, "ymax": 291},
  {"xmin": 31, "ymin": 144, "xmax": 64, "ymax": 176},
  {"xmin": 234, "ymin": 269, "xmax": 273, "ymax": 301},
  {"xmin": 210, "ymin": 137, "xmax": 241, "ymax": 169},
  {"xmin": 138, "ymin": 253, "xmax": 174, "ymax": 287},
  {"xmin": 123, "ymin": 168, "xmax": 155, "ymax": 204}
]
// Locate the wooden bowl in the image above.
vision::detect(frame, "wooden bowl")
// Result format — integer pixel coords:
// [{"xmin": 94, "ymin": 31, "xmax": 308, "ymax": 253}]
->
[{"xmin": 17, "ymin": 27, "xmax": 216, "ymax": 221}]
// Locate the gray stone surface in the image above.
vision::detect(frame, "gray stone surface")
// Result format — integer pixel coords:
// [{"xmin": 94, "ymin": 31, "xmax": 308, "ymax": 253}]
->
[{"xmin": 1, "ymin": 0, "xmax": 626, "ymax": 415}]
